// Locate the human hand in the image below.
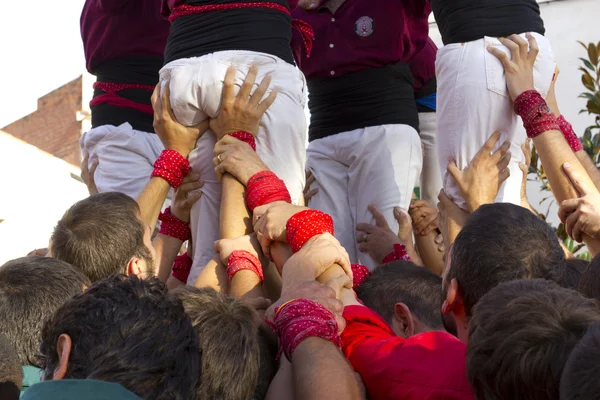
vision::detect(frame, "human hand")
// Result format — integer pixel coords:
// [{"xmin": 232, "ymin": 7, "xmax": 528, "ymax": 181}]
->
[
  {"xmin": 394, "ymin": 207, "xmax": 414, "ymax": 245},
  {"xmin": 265, "ymin": 280, "xmax": 346, "ymax": 333},
  {"xmin": 356, "ymin": 204, "xmax": 404, "ymax": 264},
  {"xmin": 170, "ymin": 170, "xmax": 204, "ymax": 223},
  {"xmin": 253, "ymin": 202, "xmax": 308, "ymax": 257},
  {"xmin": 243, "ymin": 296, "xmax": 272, "ymax": 322},
  {"xmin": 487, "ymin": 33, "xmax": 539, "ymax": 101},
  {"xmin": 152, "ymin": 83, "xmax": 209, "ymax": 157},
  {"xmin": 281, "ymin": 233, "xmax": 353, "ymax": 285},
  {"xmin": 80, "ymin": 152, "xmax": 98, "ymax": 195},
  {"xmin": 303, "ymin": 170, "xmax": 318, "ymax": 205},
  {"xmin": 447, "ymin": 132, "xmax": 511, "ymax": 213},
  {"xmin": 558, "ymin": 162, "xmax": 600, "ymax": 242},
  {"xmin": 210, "ymin": 65, "xmax": 278, "ymax": 140},
  {"xmin": 213, "ymin": 135, "xmax": 268, "ymax": 184},
  {"xmin": 297, "ymin": 0, "xmax": 321, "ymax": 10},
  {"xmin": 27, "ymin": 248, "xmax": 49, "ymax": 257},
  {"xmin": 545, "ymin": 66, "xmax": 561, "ymax": 116},
  {"xmin": 409, "ymin": 200, "xmax": 439, "ymax": 236},
  {"xmin": 437, "ymin": 189, "xmax": 470, "ymax": 248},
  {"xmin": 213, "ymin": 233, "xmax": 265, "ymax": 265}
]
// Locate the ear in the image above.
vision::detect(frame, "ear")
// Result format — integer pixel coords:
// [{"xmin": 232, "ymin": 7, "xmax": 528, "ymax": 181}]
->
[
  {"xmin": 393, "ymin": 302, "xmax": 415, "ymax": 338},
  {"xmin": 127, "ymin": 257, "xmax": 142, "ymax": 276},
  {"xmin": 52, "ymin": 334, "xmax": 72, "ymax": 380},
  {"xmin": 442, "ymin": 278, "xmax": 466, "ymax": 317}
]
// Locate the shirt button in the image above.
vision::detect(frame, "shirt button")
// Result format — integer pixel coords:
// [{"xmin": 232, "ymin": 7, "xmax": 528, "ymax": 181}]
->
[
  {"xmin": 331, "ymin": 17, "xmax": 335, "ymax": 22},
  {"xmin": 329, "ymin": 43, "xmax": 334, "ymax": 48},
  {"xmin": 330, "ymin": 70, "xmax": 335, "ymax": 76}
]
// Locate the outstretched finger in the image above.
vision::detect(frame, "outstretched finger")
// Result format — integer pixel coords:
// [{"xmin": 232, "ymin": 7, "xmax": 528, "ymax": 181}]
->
[
  {"xmin": 563, "ymin": 162, "xmax": 594, "ymax": 197},
  {"xmin": 356, "ymin": 223, "xmax": 378, "ymax": 235},
  {"xmin": 478, "ymin": 132, "xmax": 502, "ymax": 160},
  {"xmin": 257, "ymin": 88, "xmax": 278, "ymax": 115},
  {"xmin": 239, "ymin": 64, "xmax": 258, "ymax": 101},
  {"xmin": 487, "ymin": 45, "xmax": 512, "ymax": 70},
  {"xmin": 491, "ymin": 140, "xmax": 511, "ymax": 164},
  {"xmin": 526, "ymin": 33, "xmax": 539, "ymax": 63},
  {"xmin": 249, "ymin": 74, "xmax": 271, "ymax": 108},
  {"xmin": 368, "ymin": 204, "xmax": 389, "ymax": 229},
  {"xmin": 223, "ymin": 65, "xmax": 237, "ymax": 104},
  {"xmin": 496, "ymin": 150, "xmax": 511, "ymax": 172}
]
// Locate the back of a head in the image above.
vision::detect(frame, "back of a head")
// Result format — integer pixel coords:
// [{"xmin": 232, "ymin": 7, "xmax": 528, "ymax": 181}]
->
[
  {"xmin": 0, "ymin": 256, "xmax": 90, "ymax": 367},
  {"xmin": 467, "ymin": 279, "xmax": 600, "ymax": 400},
  {"xmin": 356, "ymin": 261, "xmax": 443, "ymax": 330},
  {"xmin": 560, "ymin": 322, "xmax": 600, "ymax": 400},
  {"xmin": 578, "ymin": 253, "xmax": 600, "ymax": 301},
  {"xmin": 39, "ymin": 275, "xmax": 200, "ymax": 400},
  {"xmin": 450, "ymin": 203, "xmax": 564, "ymax": 316},
  {"xmin": 49, "ymin": 192, "xmax": 150, "ymax": 282},
  {"xmin": 171, "ymin": 287, "xmax": 260, "ymax": 400},
  {"xmin": 558, "ymin": 258, "xmax": 588, "ymax": 290},
  {"xmin": 0, "ymin": 333, "xmax": 22, "ymax": 400}
]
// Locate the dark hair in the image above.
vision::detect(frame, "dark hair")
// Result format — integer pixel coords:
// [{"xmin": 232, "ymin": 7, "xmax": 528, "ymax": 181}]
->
[
  {"xmin": 50, "ymin": 192, "xmax": 152, "ymax": 282},
  {"xmin": 0, "ymin": 256, "xmax": 90, "ymax": 366},
  {"xmin": 578, "ymin": 253, "xmax": 600, "ymax": 301},
  {"xmin": 0, "ymin": 333, "xmax": 22, "ymax": 400},
  {"xmin": 467, "ymin": 279, "xmax": 600, "ymax": 400},
  {"xmin": 40, "ymin": 275, "xmax": 200, "ymax": 400},
  {"xmin": 357, "ymin": 261, "xmax": 443, "ymax": 330},
  {"xmin": 558, "ymin": 258, "xmax": 588, "ymax": 289},
  {"xmin": 448, "ymin": 203, "xmax": 564, "ymax": 316},
  {"xmin": 254, "ymin": 331, "xmax": 277, "ymax": 400},
  {"xmin": 560, "ymin": 322, "xmax": 600, "ymax": 400},
  {"xmin": 170, "ymin": 287, "xmax": 260, "ymax": 400}
]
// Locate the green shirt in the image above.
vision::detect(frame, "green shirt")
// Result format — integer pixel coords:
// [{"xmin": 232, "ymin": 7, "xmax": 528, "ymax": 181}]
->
[
  {"xmin": 20, "ymin": 366, "xmax": 42, "ymax": 397},
  {"xmin": 21, "ymin": 379, "xmax": 141, "ymax": 400}
]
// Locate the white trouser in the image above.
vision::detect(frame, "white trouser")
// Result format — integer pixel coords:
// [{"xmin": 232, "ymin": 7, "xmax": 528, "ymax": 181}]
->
[
  {"xmin": 160, "ymin": 50, "xmax": 308, "ymax": 284},
  {"xmin": 80, "ymin": 123, "xmax": 166, "ymax": 200},
  {"xmin": 418, "ymin": 112, "xmax": 442, "ymax": 206},
  {"xmin": 306, "ymin": 124, "xmax": 422, "ymax": 270},
  {"xmin": 436, "ymin": 32, "xmax": 555, "ymax": 209}
]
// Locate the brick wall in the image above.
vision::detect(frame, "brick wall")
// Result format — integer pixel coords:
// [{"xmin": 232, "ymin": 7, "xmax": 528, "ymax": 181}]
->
[{"xmin": 1, "ymin": 76, "xmax": 85, "ymax": 166}]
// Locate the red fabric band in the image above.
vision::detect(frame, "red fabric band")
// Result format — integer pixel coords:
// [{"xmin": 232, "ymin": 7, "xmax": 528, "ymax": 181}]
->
[
  {"xmin": 246, "ymin": 171, "xmax": 292, "ymax": 212},
  {"xmin": 226, "ymin": 250, "xmax": 264, "ymax": 283},
  {"xmin": 382, "ymin": 244, "xmax": 411, "ymax": 264},
  {"xmin": 286, "ymin": 210, "xmax": 334, "ymax": 253},
  {"xmin": 169, "ymin": 3, "xmax": 314, "ymax": 56},
  {"xmin": 514, "ymin": 90, "xmax": 560, "ymax": 139},
  {"xmin": 171, "ymin": 253, "xmax": 193, "ymax": 283},
  {"xmin": 269, "ymin": 298, "xmax": 342, "ymax": 361},
  {"xmin": 89, "ymin": 82, "xmax": 155, "ymax": 115},
  {"xmin": 158, "ymin": 207, "xmax": 192, "ymax": 242},
  {"xmin": 557, "ymin": 115, "xmax": 583, "ymax": 152},
  {"xmin": 151, "ymin": 150, "xmax": 190, "ymax": 188},
  {"xmin": 229, "ymin": 131, "xmax": 256, "ymax": 151},
  {"xmin": 351, "ymin": 264, "xmax": 371, "ymax": 290}
]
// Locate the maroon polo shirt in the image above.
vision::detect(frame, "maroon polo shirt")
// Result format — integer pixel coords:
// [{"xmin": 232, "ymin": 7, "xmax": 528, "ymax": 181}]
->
[
  {"xmin": 81, "ymin": 0, "xmax": 170, "ymax": 74},
  {"xmin": 161, "ymin": 0, "xmax": 299, "ymax": 16},
  {"xmin": 291, "ymin": 0, "xmax": 431, "ymax": 79},
  {"xmin": 409, "ymin": 38, "xmax": 437, "ymax": 91}
]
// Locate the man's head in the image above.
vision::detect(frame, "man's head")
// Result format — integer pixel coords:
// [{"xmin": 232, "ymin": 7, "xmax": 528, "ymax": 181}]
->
[
  {"xmin": 170, "ymin": 287, "xmax": 260, "ymax": 400},
  {"xmin": 578, "ymin": 253, "xmax": 600, "ymax": 301},
  {"xmin": 50, "ymin": 192, "xmax": 155, "ymax": 282},
  {"xmin": 0, "ymin": 333, "xmax": 22, "ymax": 400},
  {"xmin": 357, "ymin": 261, "xmax": 443, "ymax": 337},
  {"xmin": 558, "ymin": 258, "xmax": 588, "ymax": 289},
  {"xmin": 0, "ymin": 256, "xmax": 90, "ymax": 367},
  {"xmin": 560, "ymin": 322, "xmax": 600, "ymax": 400},
  {"xmin": 443, "ymin": 203, "xmax": 564, "ymax": 342},
  {"xmin": 39, "ymin": 275, "xmax": 200, "ymax": 399},
  {"xmin": 467, "ymin": 279, "xmax": 600, "ymax": 400}
]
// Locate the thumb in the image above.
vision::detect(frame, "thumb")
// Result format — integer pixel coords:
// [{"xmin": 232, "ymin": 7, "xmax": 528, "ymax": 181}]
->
[
  {"xmin": 394, "ymin": 207, "xmax": 412, "ymax": 232},
  {"xmin": 563, "ymin": 162, "xmax": 593, "ymax": 197},
  {"xmin": 447, "ymin": 161, "xmax": 462, "ymax": 183}
]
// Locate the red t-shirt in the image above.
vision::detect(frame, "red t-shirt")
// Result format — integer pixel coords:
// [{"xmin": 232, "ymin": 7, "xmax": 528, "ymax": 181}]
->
[{"xmin": 342, "ymin": 306, "xmax": 475, "ymax": 400}]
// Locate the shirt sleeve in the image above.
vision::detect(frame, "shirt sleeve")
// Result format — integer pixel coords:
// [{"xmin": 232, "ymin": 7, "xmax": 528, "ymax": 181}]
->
[
  {"xmin": 341, "ymin": 306, "xmax": 406, "ymax": 399},
  {"xmin": 95, "ymin": 0, "xmax": 135, "ymax": 14}
]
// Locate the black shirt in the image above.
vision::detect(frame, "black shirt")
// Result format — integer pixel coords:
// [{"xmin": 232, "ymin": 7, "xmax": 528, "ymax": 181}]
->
[{"xmin": 430, "ymin": 0, "xmax": 545, "ymax": 45}]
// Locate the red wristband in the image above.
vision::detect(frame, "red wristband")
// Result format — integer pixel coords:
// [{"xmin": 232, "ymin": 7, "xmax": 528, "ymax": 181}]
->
[
  {"xmin": 268, "ymin": 298, "xmax": 342, "ymax": 361},
  {"xmin": 229, "ymin": 131, "xmax": 256, "ymax": 151},
  {"xmin": 151, "ymin": 150, "xmax": 190, "ymax": 188},
  {"xmin": 171, "ymin": 253, "xmax": 193, "ymax": 283},
  {"xmin": 514, "ymin": 90, "xmax": 560, "ymax": 139},
  {"xmin": 286, "ymin": 209, "xmax": 334, "ymax": 253},
  {"xmin": 351, "ymin": 264, "xmax": 371, "ymax": 290},
  {"xmin": 226, "ymin": 250, "xmax": 264, "ymax": 283},
  {"xmin": 246, "ymin": 171, "xmax": 292, "ymax": 212},
  {"xmin": 557, "ymin": 115, "xmax": 583, "ymax": 152},
  {"xmin": 382, "ymin": 244, "xmax": 411, "ymax": 264},
  {"xmin": 159, "ymin": 207, "xmax": 191, "ymax": 242}
]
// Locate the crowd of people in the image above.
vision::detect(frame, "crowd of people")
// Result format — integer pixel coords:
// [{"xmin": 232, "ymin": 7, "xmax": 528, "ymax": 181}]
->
[{"xmin": 2, "ymin": 0, "xmax": 600, "ymax": 399}]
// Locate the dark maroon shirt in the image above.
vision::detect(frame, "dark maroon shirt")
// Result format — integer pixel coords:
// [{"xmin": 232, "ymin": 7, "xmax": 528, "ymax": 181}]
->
[
  {"xmin": 291, "ymin": 0, "xmax": 431, "ymax": 79},
  {"xmin": 409, "ymin": 37, "xmax": 437, "ymax": 91},
  {"xmin": 161, "ymin": 0, "xmax": 299, "ymax": 16},
  {"xmin": 81, "ymin": 0, "xmax": 170, "ymax": 74}
]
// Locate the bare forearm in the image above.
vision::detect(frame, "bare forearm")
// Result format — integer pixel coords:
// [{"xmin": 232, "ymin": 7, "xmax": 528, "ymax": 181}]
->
[
  {"xmin": 152, "ymin": 234, "xmax": 183, "ymax": 282},
  {"xmin": 194, "ymin": 256, "xmax": 230, "ymax": 293},
  {"xmin": 137, "ymin": 177, "xmax": 170, "ymax": 231},
  {"xmin": 292, "ymin": 337, "xmax": 361, "ymax": 400},
  {"xmin": 414, "ymin": 233, "xmax": 444, "ymax": 275},
  {"xmin": 576, "ymin": 150, "xmax": 600, "ymax": 191}
]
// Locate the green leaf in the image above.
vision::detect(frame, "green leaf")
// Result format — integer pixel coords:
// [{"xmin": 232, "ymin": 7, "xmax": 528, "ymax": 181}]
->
[
  {"xmin": 579, "ymin": 92, "xmax": 600, "ymax": 106},
  {"xmin": 580, "ymin": 57, "xmax": 596, "ymax": 71},
  {"xmin": 588, "ymin": 100, "xmax": 600, "ymax": 115},
  {"xmin": 588, "ymin": 42, "xmax": 598, "ymax": 66},
  {"xmin": 582, "ymin": 74, "xmax": 596, "ymax": 91},
  {"xmin": 578, "ymin": 40, "xmax": 588, "ymax": 51}
]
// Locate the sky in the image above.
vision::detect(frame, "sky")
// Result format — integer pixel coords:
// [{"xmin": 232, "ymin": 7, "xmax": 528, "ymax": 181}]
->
[{"xmin": 0, "ymin": 0, "xmax": 87, "ymax": 128}]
